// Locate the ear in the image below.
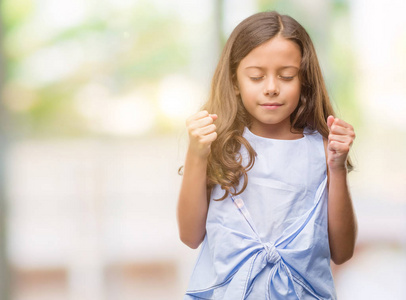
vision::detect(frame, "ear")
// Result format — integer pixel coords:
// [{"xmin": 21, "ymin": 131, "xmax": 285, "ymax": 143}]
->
[{"xmin": 233, "ymin": 83, "xmax": 240, "ymax": 96}]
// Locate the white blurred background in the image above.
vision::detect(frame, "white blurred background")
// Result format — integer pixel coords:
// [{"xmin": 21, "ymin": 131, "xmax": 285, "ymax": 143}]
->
[{"xmin": 0, "ymin": 0, "xmax": 405, "ymax": 299}]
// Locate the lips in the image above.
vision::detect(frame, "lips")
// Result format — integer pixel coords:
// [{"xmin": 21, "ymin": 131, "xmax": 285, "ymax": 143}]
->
[
  {"xmin": 260, "ymin": 102, "xmax": 282, "ymax": 107},
  {"xmin": 260, "ymin": 102, "xmax": 282, "ymax": 110}
]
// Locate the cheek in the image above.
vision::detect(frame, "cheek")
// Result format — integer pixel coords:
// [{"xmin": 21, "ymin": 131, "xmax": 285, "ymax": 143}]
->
[
  {"xmin": 240, "ymin": 82, "xmax": 262, "ymax": 99},
  {"xmin": 240, "ymin": 94, "xmax": 255, "ymax": 113},
  {"xmin": 287, "ymin": 83, "xmax": 301, "ymax": 101},
  {"xmin": 238, "ymin": 85, "xmax": 253, "ymax": 102}
]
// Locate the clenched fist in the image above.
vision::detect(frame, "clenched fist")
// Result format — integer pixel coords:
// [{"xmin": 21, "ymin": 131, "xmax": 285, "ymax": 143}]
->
[
  {"xmin": 186, "ymin": 110, "xmax": 218, "ymax": 159},
  {"xmin": 326, "ymin": 115, "xmax": 356, "ymax": 172}
]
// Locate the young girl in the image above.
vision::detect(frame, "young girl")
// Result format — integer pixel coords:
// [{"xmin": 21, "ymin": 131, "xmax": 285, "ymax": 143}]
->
[{"xmin": 177, "ymin": 11, "xmax": 357, "ymax": 299}]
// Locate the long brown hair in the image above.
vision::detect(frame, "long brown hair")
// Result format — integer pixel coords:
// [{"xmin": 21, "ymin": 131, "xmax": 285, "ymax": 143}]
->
[{"xmin": 203, "ymin": 11, "xmax": 352, "ymax": 200}]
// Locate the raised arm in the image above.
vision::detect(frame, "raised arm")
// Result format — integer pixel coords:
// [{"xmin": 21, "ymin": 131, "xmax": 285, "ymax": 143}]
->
[
  {"xmin": 177, "ymin": 111, "xmax": 218, "ymax": 249},
  {"xmin": 325, "ymin": 116, "xmax": 358, "ymax": 265}
]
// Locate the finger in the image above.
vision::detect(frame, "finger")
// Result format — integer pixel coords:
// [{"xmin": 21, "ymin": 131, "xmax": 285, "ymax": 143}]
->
[
  {"xmin": 197, "ymin": 124, "xmax": 216, "ymax": 136},
  {"xmin": 188, "ymin": 115, "xmax": 215, "ymax": 130},
  {"xmin": 328, "ymin": 134, "xmax": 354, "ymax": 146},
  {"xmin": 201, "ymin": 131, "xmax": 217, "ymax": 143},
  {"xmin": 329, "ymin": 124, "xmax": 353, "ymax": 136},
  {"xmin": 332, "ymin": 118, "xmax": 354, "ymax": 130},
  {"xmin": 328, "ymin": 140, "xmax": 350, "ymax": 153},
  {"xmin": 327, "ymin": 115, "xmax": 334, "ymax": 130},
  {"xmin": 187, "ymin": 110, "xmax": 210, "ymax": 124},
  {"xmin": 210, "ymin": 114, "xmax": 218, "ymax": 121},
  {"xmin": 195, "ymin": 110, "xmax": 209, "ymax": 120},
  {"xmin": 330, "ymin": 125, "xmax": 356, "ymax": 142}
]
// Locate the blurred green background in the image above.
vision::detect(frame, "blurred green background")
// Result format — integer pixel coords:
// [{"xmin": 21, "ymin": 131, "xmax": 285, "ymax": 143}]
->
[{"xmin": 0, "ymin": 0, "xmax": 405, "ymax": 299}]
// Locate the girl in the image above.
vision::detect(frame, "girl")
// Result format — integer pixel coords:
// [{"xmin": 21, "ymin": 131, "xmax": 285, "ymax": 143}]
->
[{"xmin": 177, "ymin": 11, "xmax": 357, "ymax": 299}]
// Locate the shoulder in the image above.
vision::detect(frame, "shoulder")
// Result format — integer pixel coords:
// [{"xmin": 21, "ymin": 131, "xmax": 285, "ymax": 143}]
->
[
  {"xmin": 305, "ymin": 128, "xmax": 328, "ymax": 171},
  {"xmin": 304, "ymin": 128, "xmax": 325, "ymax": 152}
]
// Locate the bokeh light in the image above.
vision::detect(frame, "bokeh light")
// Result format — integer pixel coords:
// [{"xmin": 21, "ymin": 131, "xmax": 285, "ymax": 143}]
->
[{"xmin": 0, "ymin": 0, "xmax": 405, "ymax": 299}]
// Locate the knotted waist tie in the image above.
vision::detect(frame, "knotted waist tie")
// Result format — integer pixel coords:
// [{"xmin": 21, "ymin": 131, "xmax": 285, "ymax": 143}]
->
[
  {"xmin": 185, "ymin": 178, "xmax": 331, "ymax": 300},
  {"xmin": 225, "ymin": 197, "xmax": 305, "ymax": 299},
  {"xmin": 262, "ymin": 242, "xmax": 281, "ymax": 265}
]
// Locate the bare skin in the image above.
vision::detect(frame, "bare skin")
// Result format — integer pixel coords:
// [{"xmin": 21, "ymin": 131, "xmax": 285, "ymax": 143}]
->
[
  {"xmin": 177, "ymin": 37, "xmax": 357, "ymax": 262},
  {"xmin": 177, "ymin": 112, "xmax": 358, "ymax": 263},
  {"xmin": 325, "ymin": 115, "xmax": 358, "ymax": 264},
  {"xmin": 176, "ymin": 110, "xmax": 217, "ymax": 249}
]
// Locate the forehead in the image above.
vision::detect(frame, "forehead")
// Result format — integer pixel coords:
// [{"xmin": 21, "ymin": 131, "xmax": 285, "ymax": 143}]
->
[{"xmin": 239, "ymin": 36, "xmax": 301, "ymax": 69}]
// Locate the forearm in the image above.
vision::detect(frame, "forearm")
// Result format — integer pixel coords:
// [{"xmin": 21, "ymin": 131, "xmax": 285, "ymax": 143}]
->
[
  {"xmin": 176, "ymin": 150, "xmax": 209, "ymax": 249},
  {"xmin": 327, "ymin": 168, "xmax": 357, "ymax": 264}
]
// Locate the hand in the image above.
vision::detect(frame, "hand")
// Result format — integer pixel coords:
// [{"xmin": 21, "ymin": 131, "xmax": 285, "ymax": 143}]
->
[
  {"xmin": 186, "ymin": 110, "xmax": 218, "ymax": 159},
  {"xmin": 326, "ymin": 116, "xmax": 355, "ymax": 172}
]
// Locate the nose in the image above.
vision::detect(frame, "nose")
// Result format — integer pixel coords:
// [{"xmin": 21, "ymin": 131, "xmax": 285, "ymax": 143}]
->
[{"xmin": 263, "ymin": 76, "xmax": 279, "ymax": 96}]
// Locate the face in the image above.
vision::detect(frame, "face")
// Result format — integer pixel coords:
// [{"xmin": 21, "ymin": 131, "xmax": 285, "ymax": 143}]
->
[{"xmin": 235, "ymin": 36, "xmax": 302, "ymax": 138}]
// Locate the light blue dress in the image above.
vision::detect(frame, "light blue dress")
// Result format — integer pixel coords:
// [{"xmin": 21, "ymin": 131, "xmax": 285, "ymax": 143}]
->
[{"xmin": 184, "ymin": 127, "xmax": 337, "ymax": 299}]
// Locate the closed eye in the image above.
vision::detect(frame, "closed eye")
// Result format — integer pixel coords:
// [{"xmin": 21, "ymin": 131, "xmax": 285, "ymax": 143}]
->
[
  {"xmin": 278, "ymin": 75, "xmax": 295, "ymax": 81},
  {"xmin": 250, "ymin": 76, "xmax": 264, "ymax": 81}
]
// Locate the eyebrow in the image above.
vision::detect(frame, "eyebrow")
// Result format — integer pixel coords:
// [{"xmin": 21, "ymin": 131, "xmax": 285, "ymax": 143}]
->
[{"xmin": 244, "ymin": 66, "xmax": 299, "ymax": 70}]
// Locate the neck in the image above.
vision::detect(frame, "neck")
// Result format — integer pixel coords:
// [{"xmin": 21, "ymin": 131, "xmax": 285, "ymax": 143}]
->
[{"xmin": 249, "ymin": 123, "xmax": 304, "ymax": 140}]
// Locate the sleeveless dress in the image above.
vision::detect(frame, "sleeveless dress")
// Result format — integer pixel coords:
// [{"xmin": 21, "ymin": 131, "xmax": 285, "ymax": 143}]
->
[{"xmin": 184, "ymin": 127, "xmax": 337, "ymax": 300}]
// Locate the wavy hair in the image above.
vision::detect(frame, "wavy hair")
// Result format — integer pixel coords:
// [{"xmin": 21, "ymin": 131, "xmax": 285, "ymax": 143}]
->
[{"xmin": 203, "ymin": 11, "xmax": 353, "ymax": 200}]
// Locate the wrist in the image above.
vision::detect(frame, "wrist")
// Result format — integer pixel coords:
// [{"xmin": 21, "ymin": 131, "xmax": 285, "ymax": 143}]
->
[
  {"xmin": 327, "ymin": 159, "xmax": 348, "ymax": 173},
  {"xmin": 328, "ymin": 165, "xmax": 348, "ymax": 176},
  {"xmin": 186, "ymin": 148, "xmax": 209, "ymax": 164}
]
